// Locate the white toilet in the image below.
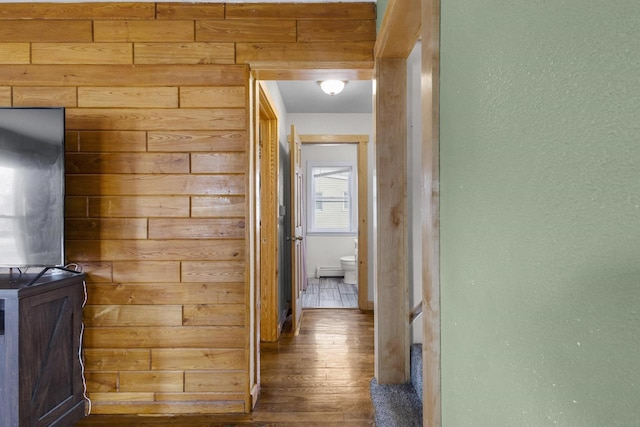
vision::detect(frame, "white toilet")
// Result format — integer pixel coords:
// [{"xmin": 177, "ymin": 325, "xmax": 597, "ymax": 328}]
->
[{"xmin": 340, "ymin": 239, "xmax": 358, "ymax": 285}]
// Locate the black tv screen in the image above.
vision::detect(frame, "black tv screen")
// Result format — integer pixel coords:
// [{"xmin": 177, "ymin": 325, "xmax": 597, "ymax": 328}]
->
[{"xmin": 0, "ymin": 108, "xmax": 65, "ymax": 267}]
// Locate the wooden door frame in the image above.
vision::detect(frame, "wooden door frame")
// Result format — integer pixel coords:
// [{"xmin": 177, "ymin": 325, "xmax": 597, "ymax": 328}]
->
[
  {"xmin": 299, "ymin": 134, "xmax": 370, "ymax": 311},
  {"xmin": 258, "ymin": 82, "xmax": 281, "ymax": 343}
]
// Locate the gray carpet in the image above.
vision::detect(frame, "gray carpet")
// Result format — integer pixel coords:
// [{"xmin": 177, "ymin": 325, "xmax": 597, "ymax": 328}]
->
[{"xmin": 369, "ymin": 344, "xmax": 423, "ymax": 426}]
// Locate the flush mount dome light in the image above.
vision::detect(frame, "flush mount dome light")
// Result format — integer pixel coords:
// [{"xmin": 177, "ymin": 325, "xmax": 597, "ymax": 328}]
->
[{"xmin": 319, "ymin": 80, "xmax": 347, "ymax": 96}]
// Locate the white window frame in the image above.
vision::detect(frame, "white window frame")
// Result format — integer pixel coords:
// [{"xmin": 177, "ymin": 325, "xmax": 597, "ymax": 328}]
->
[{"xmin": 306, "ymin": 160, "xmax": 357, "ymax": 234}]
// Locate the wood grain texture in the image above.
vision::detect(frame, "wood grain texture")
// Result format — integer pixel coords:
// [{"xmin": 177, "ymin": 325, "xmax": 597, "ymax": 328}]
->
[
  {"xmin": 67, "ymin": 153, "xmax": 189, "ymax": 174},
  {"xmin": 87, "ymin": 401, "xmax": 244, "ymax": 415},
  {"xmin": 67, "ymin": 240, "xmax": 244, "ymax": 262},
  {"xmin": 196, "ymin": 20, "xmax": 296, "ymax": 43},
  {"xmin": 375, "ymin": 57, "xmax": 409, "ymax": 384},
  {"xmin": 156, "ymin": 3, "xmax": 224, "ymax": 20},
  {"xmin": 66, "ymin": 108, "xmax": 246, "ymax": 131},
  {"xmin": 0, "ymin": 3, "xmax": 155, "ymax": 20},
  {"xmin": 88, "ymin": 196, "xmax": 190, "ymax": 218},
  {"xmin": 225, "ymin": 3, "xmax": 376, "ymax": 20},
  {"xmin": 375, "ymin": 0, "xmax": 421, "ymax": 58},
  {"xmin": 0, "ymin": 43, "xmax": 29, "ymax": 64},
  {"xmin": 13, "ymin": 86, "xmax": 77, "ymax": 107},
  {"xmin": 180, "ymin": 86, "xmax": 245, "ymax": 108},
  {"xmin": 151, "ymin": 349, "xmax": 245, "ymax": 370},
  {"xmin": 191, "ymin": 152, "xmax": 247, "ymax": 174},
  {"xmin": 297, "ymin": 20, "xmax": 376, "ymax": 43},
  {"xmin": 77, "ymin": 261, "xmax": 114, "ymax": 283},
  {"xmin": 147, "ymin": 131, "xmax": 246, "ymax": 152},
  {"xmin": 78, "ymin": 131, "xmax": 147, "ymax": 152},
  {"xmin": 78, "ymin": 87, "xmax": 178, "ymax": 108},
  {"xmin": 86, "ymin": 283, "xmax": 244, "ymax": 305},
  {"xmin": 65, "ymin": 196, "xmax": 88, "ymax": 218},
  {"xmin": 236, "ymin": 42, "xmax": 374, "ymax": 64},
  {"xmin": 85, "ymin": 326, "xmax": 245, "ymax": 348},
  {"xmin": 0, "ymin": 65, "xmax": 246, "ymax": 87},
  {"xmin": 66, "ymin": 174, "xmax": 245, "ymax": 196},
  {"xmin": 119, "ymin": 371, "xmax": 184, "ymax": 392},
  {"xmin": 88, "ymin": 393, "xmax": 155, "ymax": 403},
  {"xmin": 85, "ymin": 372, "xmax": 119, "ymax": 393},
  {"xmin": 84, "ymin": 305, "xmax": 183, "ymax": 326},
  {"xmin": 191, "ymin": 196, "xmax": 246, "ymax": 218},
  {"xmin": 0, "ymin": 20, "xmax": 92, "ymax": 42},
  {"xmin": 134, "ymin": 42, "xmax": 235, "ymax": 65},
  {"xmin": 111, "ymin": 261, "xmax": 181, "ymax": 283},
  {"xmin": 94, "ymin": 20, "xmax": 194, "ymax": 42},
  {"xmin": 182, "ymin": 304, "xmax": 245, "ymax": 326},
  {"xmin": 83, "ymin": 349, "xmax": 151, "ymax": 371},
  {"xmin": 148, "ymin": 218, "xmax": 245, "ymax": 239},
  {"xmin": 65, "ymin": 218, "xmax": 148, "ymax": 240},
  {"xmin": 184, "ymin": 371, "xmax": 245, "ymax": 392},
  {"xmin": 0, "ymin": 86, "xmax": 10, "ymax": 106},
  {"xmin": 32, "ymin": 43, "xmax": 133, "ymax": 65},
  {"xmin": 181, "ymin": 261, "xmax": 246, "ymax": 283}
]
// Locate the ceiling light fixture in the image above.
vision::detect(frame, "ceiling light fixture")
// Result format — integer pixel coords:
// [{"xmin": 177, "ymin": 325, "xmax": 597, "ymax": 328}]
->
[{"xmin": 319, "ymin": 80, "xmax": 347, "ymax": 96}]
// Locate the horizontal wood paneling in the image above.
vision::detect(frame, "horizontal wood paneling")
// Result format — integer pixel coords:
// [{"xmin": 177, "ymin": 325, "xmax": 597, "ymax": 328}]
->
[
  {"xmin": 88, "ymin": 196, "xmax": 190, "ymax": 218},
  {"xmin": 0, "ymin": 3, "xmax": 155, "ymax": 20},
  {"xmin": 32, "ymin": 43, "xmax": 133, "ymax": 65},
  {"xmin": 134, "ymin": 42, "xmax": 235, "ymax": 65},
  {"xmin": 196, "ymin": 20, "xmax": 296, "ymax": 43},
  {"xmin": 78, "ymin": 87, "xmax": 178, "ymax": 108},
  {"xmin": 183, "ymin": 304, "xmax": 245, "ymax": 326},
  {"xmin": 236, "ymin": 42, "xmax": 374, "ymax": 63},
  {"xmin": 148, "ymin": 218, "xmax": 245, "ymax": 239},
  {"xmin": 65, "ymin": 196, "xmax": 88, "ymax": 218},
  {"xmin": 119, "ymin": 371, "xmax": 184, "ymax": 392},
  {"xmin": 85, "ymin": 305, "xmax": 183, "ymax": 326},
  {"xmin": 182, "ymin": 261, "xmax": 246, "ymax": 283},
  {"xmin": 66, "ymin": 174, "xmax": 245, "ymax": 196},
  {"xmin": 88, "ymin": 393, "xmax": 155, "ymax": 402},
  {"xmin": 180, "ymin": 86, "xmax": 245, "ymax": 108},
  {"xmin": 151, "ymin": 349, "xmax": 245, "ymax": 370},
  {"xmin": 191, "ymin": 196, "xmax": 246, "ymax": 218},
  {"xmin": 85, "ymin": 326, "xmax": 245, "ymax": 348},
  {"xmin": 86, "ymin": 283, "xmax": 245, "ymax": 305},
  {"xmin": 225, "ymin": 3, "xmax": 376, "ymax": 20},
  {"xmin": 112, "ymin": 261, "xmax": 181, "ymax": 283},
  {"xmin": 297, "ymin": 20, "xmax": 376, "ymax": 42},
  {"xmin": 191, "ymin": 152, "xmax": 247, "ymax": 174},
  {"xmin": 66, "ymin": 108, "xmax": 246, "ymax": 131},
  {"xmin": 0, "ymin": 43, "xmax": 29, "ymax": 64},
  {"xmin": 83, "ymin": 349, "xmax": 151, "ymax": 371},
  {"xmin": 1, "ymin": 1, "xmax": 376, "ymax": 415},
  {"xmin": 0, "ymin": 65, "xmax": 246, "ymax": 86},
  {"xmin": 94, "ymin": 20, "xmax": 194, "ymax": 42},
  {"xmin": 66, "ymin": 153, "xmax": 189, "ymax": 174},
  {"xmin": 67, "ymin": 240, "xmax": 244, "ymax": 262},
  {"xmin": 147, "ymin": 131, "xmax": 246, "ymax": 152},
  {"xmin": 184, "ymin": 371, "xmax": 245, "ymax": 393},
  {"xmin": 155, "ymin": 392, "xmax": 245, "ymax": 402},
  {"xmin": 13, "ymin": 86, "xmax": 77, "ymax": 107},
  {"xmin": 0, "ymin": 87, "xmax": 10, "ymax": 106},
  {"xmin": 0, "ymin": 20, "xmax": 92, "ymax": 42},
  {"xmin": 156, "ymin": 3, "xmax": 225, "ymax": 20},
  {"xmin": 85, "ymin": 372, "xmax": 119, "ymax": 393},
  {"xmin": 78, "ymin": 130, "xmax": 147, "ymax": 152},
  {"xmin": 88, "ymin": 401, "xmax": 245, "ymax": 415},
  {"xmin": 65, "ymin": 218, "xmax": 148, "ymax": 239},
  {"xmin": 79, "ymin": 261, "xmax": 114, "ymax": 283}
]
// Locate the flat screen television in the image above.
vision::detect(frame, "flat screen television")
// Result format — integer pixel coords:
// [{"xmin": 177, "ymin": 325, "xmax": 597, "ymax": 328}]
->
[{"xmin": 0, "ymin": 108, "xmax": 65, "ymax": 268}]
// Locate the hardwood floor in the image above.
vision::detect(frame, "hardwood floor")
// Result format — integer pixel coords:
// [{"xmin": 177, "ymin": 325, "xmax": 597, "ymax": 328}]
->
[
  {"xmin": 302, "ymin": 277, "xmax": 359, "ymax": 309},
  {"xmin": 77, "ymin": 309, "xmax": 375, "ymax": 426}
]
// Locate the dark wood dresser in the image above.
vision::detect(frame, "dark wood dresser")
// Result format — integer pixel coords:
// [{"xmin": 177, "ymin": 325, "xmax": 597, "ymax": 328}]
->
[{"xmin": 0, "ymin": 270, "xmax": 87, "ymax": 427}]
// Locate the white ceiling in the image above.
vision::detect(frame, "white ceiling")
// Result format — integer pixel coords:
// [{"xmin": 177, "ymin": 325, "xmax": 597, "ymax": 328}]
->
[{"xmin": 276, "ymin": 80, "xmax": 373, "ymax": 114}]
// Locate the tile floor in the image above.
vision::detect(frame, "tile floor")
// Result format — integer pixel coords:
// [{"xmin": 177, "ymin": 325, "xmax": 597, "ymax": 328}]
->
[{"xmin": 302, "ymin": 277, "xmax": 358, "ymax": 308}]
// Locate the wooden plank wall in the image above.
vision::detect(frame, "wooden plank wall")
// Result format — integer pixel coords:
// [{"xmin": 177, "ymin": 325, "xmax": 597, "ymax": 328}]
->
[{"xmin": 0, "ymin": 2, "xmax": 374, "ymax": 415}]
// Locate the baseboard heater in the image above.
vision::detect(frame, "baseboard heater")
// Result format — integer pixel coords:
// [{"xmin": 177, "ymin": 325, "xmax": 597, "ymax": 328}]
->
[{"xmin": 315, "ymin": 266, "xmax": 344, "ymax": 278}]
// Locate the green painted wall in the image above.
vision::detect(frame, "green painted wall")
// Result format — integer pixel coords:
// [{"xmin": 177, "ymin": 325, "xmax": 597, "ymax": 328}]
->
[
  {"xmin": 376, "ymin": 0, "xmax": 387, "ymax": 33},
  {"xmin": 440, "ymin": 1, "xmax": 640, "ymax": 426}
]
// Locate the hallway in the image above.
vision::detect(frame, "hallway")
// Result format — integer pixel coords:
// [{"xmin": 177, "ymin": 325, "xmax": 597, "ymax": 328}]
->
[{"xmin": 78, "ymin": 309, "xmax": 375, "ymax": 426}]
